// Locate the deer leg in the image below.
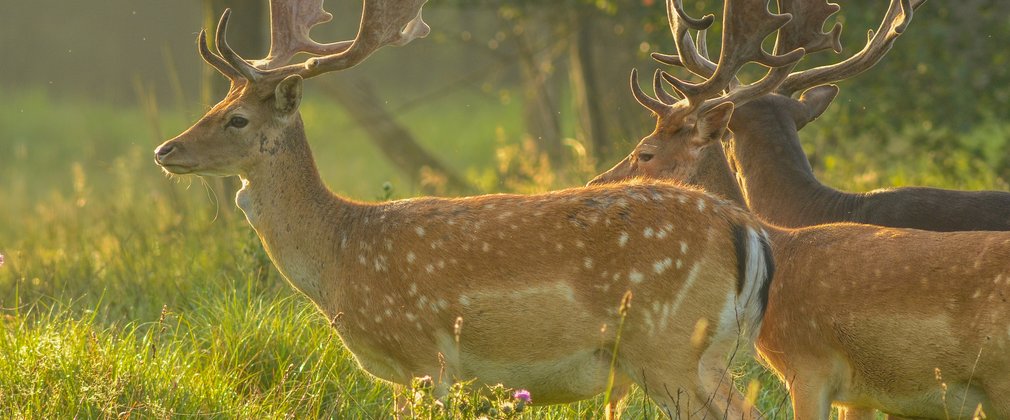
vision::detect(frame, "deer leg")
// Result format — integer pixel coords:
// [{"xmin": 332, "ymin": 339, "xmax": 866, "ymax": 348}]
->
[
  {"xmin": 605, "ymin": 384, "xmax": 631, "ymax": 420},
  {"xmin": 838, "ymin": 407, "xmax": 877, "ymax": 420},
  {"xmin": 788, "ymin": 379, "xmax": 833, "ymax": 420},
  {"xmin": 696, "ymin": 333, "xmax": 762, "ymax": 420}
]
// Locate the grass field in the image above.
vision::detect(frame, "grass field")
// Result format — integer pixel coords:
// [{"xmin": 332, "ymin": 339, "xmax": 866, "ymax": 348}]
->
[{"xmin": 1, "ymin": 87, "xmax": 1007, "ymax": 418}]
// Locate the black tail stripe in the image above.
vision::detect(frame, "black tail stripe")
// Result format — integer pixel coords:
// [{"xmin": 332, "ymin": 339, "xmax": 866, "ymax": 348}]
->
[
  {"xmin": 757, "ymin": 232, "xmax": 775, "ymax": 320},
  {"xmin": 731, "ymin": 224, "xmax": 748, "ymax": 295}
]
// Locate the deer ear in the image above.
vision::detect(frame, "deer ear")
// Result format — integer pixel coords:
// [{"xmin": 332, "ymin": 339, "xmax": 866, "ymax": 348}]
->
[
  {"xmin": 274, "ymin": 75, "xmax": 304, "ymax": 115},
  {"xmin": 696, "ymin": 102, "xmax": 735, "ymax": 146},
  {"xmin": 796, "ymin": 84, "xmax": 839, "ymax": 128}
]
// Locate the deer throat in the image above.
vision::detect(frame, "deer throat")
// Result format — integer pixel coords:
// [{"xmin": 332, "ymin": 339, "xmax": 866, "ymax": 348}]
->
[{"xmin": 236, "ymin": 178, "xmax": 257, "ymax": 225}]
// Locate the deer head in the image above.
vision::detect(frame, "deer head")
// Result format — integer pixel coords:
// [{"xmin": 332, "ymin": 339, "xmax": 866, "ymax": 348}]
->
[{"xmin": 154, "ymin": 0, "xmax": 428, "ymax": 177}]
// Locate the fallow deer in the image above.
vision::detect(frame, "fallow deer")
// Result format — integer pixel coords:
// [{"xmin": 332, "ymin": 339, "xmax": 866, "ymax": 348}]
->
[
  {"xmin": 662, "ymin": 0, "xmax": 1010, "ymax": 231},
  {"xmin": 153, "ymin": 1, "xmax": 776, "ymax": 417},
  {"xmin": 591, "ymin": 0, "xmax": 1010, "ymax": 418}
]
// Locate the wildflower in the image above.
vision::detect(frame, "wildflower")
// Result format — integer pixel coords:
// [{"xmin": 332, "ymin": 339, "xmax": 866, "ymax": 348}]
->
[
  {"xmin": 513, "ymin": 389, "xmax": 531, "ymax": 403},
  {"xmin": 0, "ymin": 253, "xmax": 4, "ymax": 267}
]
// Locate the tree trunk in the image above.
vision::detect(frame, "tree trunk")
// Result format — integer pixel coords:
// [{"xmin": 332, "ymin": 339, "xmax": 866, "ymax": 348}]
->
[
  {"xmin": 321, "ymin": 77, "xmax": 475, "ymax": 196},
  {"xmin": 512, "ymin": 22, "xmax": 564, "ymax": 165},
  {"xmin": 568, "ymin": 9, "xmax": 609, "ymax": 161}
]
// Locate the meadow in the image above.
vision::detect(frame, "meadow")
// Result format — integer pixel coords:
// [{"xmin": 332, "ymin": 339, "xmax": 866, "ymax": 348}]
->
[{"xmin": 2, "ymin": 82, "xmax": 1008, "ymax": 419}]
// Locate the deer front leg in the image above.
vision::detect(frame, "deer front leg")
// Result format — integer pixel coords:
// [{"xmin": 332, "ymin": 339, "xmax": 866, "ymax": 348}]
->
[{"xmin": 605, "ymin": 384, "xmax": 630, "ymax": 420}]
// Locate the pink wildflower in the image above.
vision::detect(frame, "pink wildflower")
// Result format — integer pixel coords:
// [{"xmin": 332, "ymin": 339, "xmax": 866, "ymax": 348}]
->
[
  {"xmin": 513, "ymin": 389, "xmax": 531, "ymax": 403},
  {"xmin": 0, "ymin": 253, "xmax": 4, "ymax": 268}
]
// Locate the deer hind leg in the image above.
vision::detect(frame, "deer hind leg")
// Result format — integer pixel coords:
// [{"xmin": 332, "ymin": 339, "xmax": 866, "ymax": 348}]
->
[
  {"xmin": 838, "ymin": 407, "xmax": 877, "ymax": 420},
  {"xmin": 696, "ymin": 331, "xmax": 762, "ymax": 419},
  {"xmin": 787, "ymin": 377, "xmax": 834, "ymax": 420},
  {"xmin": 616, "ymin": 353, "xmax": 706, "ymax": 418}
]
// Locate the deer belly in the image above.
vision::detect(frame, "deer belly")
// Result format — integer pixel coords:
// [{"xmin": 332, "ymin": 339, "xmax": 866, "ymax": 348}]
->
[{"xmin": 458, "ymin": 349, "xmax": 614, "ymax": 404}]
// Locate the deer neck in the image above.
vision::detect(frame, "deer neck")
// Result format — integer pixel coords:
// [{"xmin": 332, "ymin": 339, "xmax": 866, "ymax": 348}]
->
[
  {"xmin": 691, "ymin": 140, "xmax": 748, "ymax": 207},
  {"xmin": 727, "ymin": 101, "xmax": 859, "ymax": 227},
  {"xmin": 236, "ymin": 117, "xmax": 354, "ymax": 307}
]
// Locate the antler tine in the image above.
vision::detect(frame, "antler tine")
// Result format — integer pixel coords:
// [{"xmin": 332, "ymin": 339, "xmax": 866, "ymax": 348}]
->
[
  {"xmin": 673, "ymin": 0, "xmax": 805, "ymax": 107},
  {"xmin": 654, "ymin": 0, "xmax": 718, "ymax": 79},
  {"xmin": 652, "ymin": 69, "xmax": 681, "ymax": 104},
  {"xmin": 215, "ymin": 9, "xmax": 264, "ymax": 81},
  {"xmin": 255, "ymin": 0, "xmax": 353, "ymax": 69},
  {"xmin": 778, "ymin": 0, "xmax": 925, "ymax": 97},
  {"xmin": 775, "ymin": 0, "xmax": 843, "ymax": 56},
  {"xmin": 197, "ymin": 29, "xmax": 245, "ymax": 82},
  {"xmin": 630, "ymin": 69, "xmax": 671, "ymax": 115}
]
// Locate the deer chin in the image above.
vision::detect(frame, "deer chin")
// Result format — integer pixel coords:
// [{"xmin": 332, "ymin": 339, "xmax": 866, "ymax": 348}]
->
[{"xmin": 158, "ymin": 162, "xmax": 234, "ymax": 177}]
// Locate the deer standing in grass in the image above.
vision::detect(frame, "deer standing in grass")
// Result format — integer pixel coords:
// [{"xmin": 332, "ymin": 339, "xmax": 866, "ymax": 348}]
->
[
  {"xmin": 591, "ymin": 0, "xmax": 1010, "ymax": 418},
  {"xmin": 153, "ymin": 0, "xmax": 776, "ymax": 417},
  {"xmin": 655, "ymin": 0, "xmax": 1010, "ymax": 231}
]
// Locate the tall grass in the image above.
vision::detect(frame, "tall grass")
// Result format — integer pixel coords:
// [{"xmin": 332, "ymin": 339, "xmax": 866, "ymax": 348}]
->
[{"xmin": 2, "ymin": 88, "xmax": 1007, "ymax": 418}]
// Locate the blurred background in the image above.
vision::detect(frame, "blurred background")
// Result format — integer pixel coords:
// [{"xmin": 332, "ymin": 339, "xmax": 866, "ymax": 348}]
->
[{"xmin": 0, "ymin": 0, "xmax": 1009, "ymax": 416}]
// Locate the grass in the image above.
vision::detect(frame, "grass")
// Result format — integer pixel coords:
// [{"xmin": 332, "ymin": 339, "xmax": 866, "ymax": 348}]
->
[{"xmin": 2, "ymin": 87, "xmax": 1007, "ymax": 418}]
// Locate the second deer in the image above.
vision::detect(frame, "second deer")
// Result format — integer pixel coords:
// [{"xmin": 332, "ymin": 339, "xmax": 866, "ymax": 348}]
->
[
  {"xmin": 592, "ymin": 0, "xmax": 1010, "ymax": 418},
  {"xmin": 658, "ymin": 0, "xmax": 1010, "ymax": 231}
]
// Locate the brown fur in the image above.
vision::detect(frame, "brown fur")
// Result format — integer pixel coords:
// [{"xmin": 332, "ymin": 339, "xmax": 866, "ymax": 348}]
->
[
  {"xmin": 591, "ymin": 99, "xmax": 1010, "ymax": 419},
  {"xmin": 727, "ymin": 88, "xmax": 1010, "ymax": 232},
  {"xmin": 154, "ymin": 73, "xmax": 774, "ymax": 418}
]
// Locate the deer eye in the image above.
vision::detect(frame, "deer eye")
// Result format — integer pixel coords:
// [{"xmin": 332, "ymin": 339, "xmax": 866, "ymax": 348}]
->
[
  {"xmin": 638, "ymin": 152, "xmax": 655, "ymax": 162},
  {"xmin": 228, "ymin": 116, "xmax": 249, "ymax": 128}
]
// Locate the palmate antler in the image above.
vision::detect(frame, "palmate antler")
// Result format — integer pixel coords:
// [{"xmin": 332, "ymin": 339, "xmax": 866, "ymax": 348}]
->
[
  {"xmin": 645, "ymin": 0, "xmax": 925, "ymax": 112},
  {"xmin": 776, "ymin": 0, "xmax": 925, "ymax": 97},
  {"xmin": 199, "ymin": 0, "xmax": 429, "ymax": 83},
  {"xmin": 635, "ymin": 0, "xmax": 805, "ymax": 115}
]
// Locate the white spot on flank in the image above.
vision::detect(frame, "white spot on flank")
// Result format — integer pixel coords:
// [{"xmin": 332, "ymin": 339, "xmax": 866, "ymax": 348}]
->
[
  {"xmin": 668, "ymin": 263, "xmax": 703, "ymax": 318},
  {"xmin": 680, "ymin": 241, "xmax": 688, "ymax": 254},
  {"xmin": 656, "ymin": 229, "xmax": 668, "ymax": 239},
  {"xmin": 576, "ymin": 240, "xmax": 585, "ymax": 248},
  {"xmin": 584, "ymin": 257, "xmax": 594, "ymax": 269},
  {"xmin": 619, "ymin": 232, "xmax": 629, "ymax": 247},
  {"xmin": 653, "ymin": 257, "xmax": 673, "ymax": 274},
  {"xmin": 482, "ymin": 242, "xmax": 491, "ymax": 252},
  {"xmin": 459, "ymin": 295, "xmax": 471, "ymax": 306},
  {"xmin": 676, "ymin": 259, "xmax": 683, "ymax": 269},
  {"xmin": 415, "ymin": 226, "xmax": 426, "ymax": 237},
  {"xmin": 409, "ymin": 283, "xmax": 418, "ymax": 296},
  {"xmin": 644, "ymin": 227, "xmax": 654, "ymax": 239},
  {"xmin": 406, "ymin": 312, "xmax": 418, "ymax": 322},
  {"xmin": 697, "ymin": 198, "xmax": 706, "ymax": 211},
  {"xmin": 426, "ymin": 264, "xmax": 435, "ymax": 273},
  {"xmin": 629, "ymin": 269, "xmax": 644, "ymax": 284},
  {"xmin": 407, "ymin": 252, "xmax": 416, "ymax": 263}
]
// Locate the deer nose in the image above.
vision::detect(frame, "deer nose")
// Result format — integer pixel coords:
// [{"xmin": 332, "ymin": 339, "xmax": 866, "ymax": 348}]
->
[{"xmin": 154, "ymin": 143, "xmax": 176, "ymax": 163}]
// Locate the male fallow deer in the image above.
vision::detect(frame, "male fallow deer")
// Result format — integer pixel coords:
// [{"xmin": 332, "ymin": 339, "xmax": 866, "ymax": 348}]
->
[
  {"xmin": 660, "ymin": 0, "xmax": 1010, "ymax": 231},
  {"xmin": 153, "ymin": 1, "xmax": 775, "ymax": 417},
  {"xmin": 591, "ymin": 0, "xmax": 1010, "ymax": 418}
]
